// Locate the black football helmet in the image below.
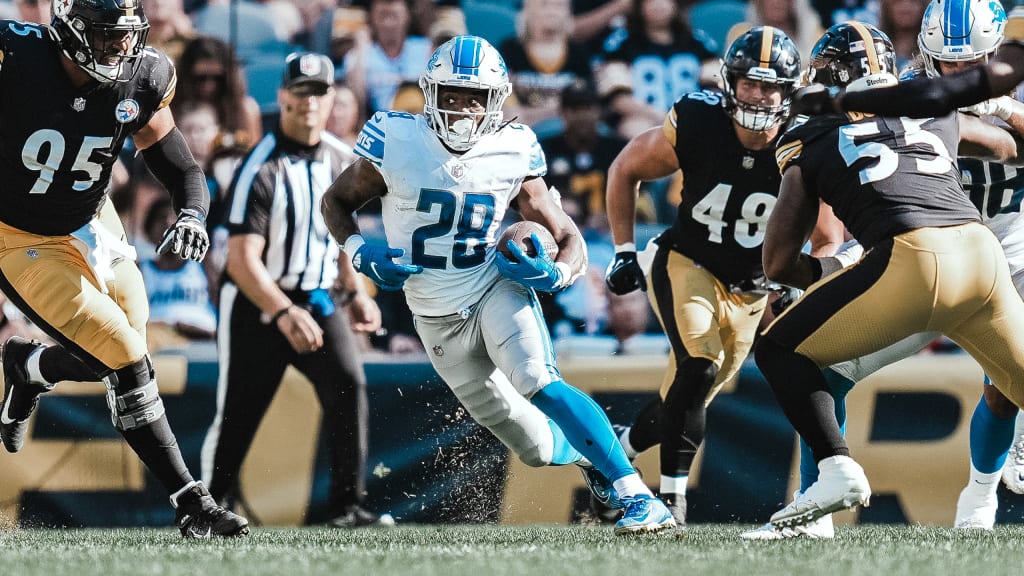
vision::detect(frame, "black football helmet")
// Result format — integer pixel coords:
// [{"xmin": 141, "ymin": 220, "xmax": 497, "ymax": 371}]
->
[
  {"xmin": 51, "ymin": 0, "xmax": 150, "ymax": 84},
  {"xmin": 807, "ymin": 22, "xmax": 898, "ymax": 91},
  {"xmin": 720, "ymin": 26, "xmax": 801, "ymax": 131}
]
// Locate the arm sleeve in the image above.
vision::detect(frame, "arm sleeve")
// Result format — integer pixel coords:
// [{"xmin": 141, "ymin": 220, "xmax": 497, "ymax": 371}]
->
[
  {"xmin": 840, "ymin": 66, "xmax": 992, "ymax": 118},
  {"xmin": 140, "ymin": 127, "xmax": 211, "ymax": 217}
]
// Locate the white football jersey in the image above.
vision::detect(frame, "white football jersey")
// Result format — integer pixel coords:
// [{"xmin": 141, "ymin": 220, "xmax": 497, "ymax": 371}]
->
[
  {"xmin": 355, "ymin": 111, "xmax": 547, "ymax": 316},
  {"xmin": 957, "ymin": 158, "xmax": 1024, "ymax": 280}
]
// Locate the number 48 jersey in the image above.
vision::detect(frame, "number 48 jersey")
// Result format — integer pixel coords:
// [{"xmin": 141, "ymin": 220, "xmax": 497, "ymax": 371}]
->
[
  {"xmin": 663, "ymin": 91, "xmax": 783, "ymax": 287},
  {"xmin": 355, "ymin": 111, "xmax": 547, "ymax": 316},
  {"xmin": 0, "ymin": 21, "xmax": 175, "ymax": 235}
]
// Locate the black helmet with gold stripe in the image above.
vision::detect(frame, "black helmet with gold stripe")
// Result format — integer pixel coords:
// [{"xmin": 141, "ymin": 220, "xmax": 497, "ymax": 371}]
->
[
  {"xmin": 807, "ymin": 22, "xmax": 898, "ymax": 91},
  {"xmin": 721, "ymin": 26, "xmax": 802, "ymax": 131},
  {"xmin": 51, "ymin": 0, "xmax": 151, "ymax": 84}
]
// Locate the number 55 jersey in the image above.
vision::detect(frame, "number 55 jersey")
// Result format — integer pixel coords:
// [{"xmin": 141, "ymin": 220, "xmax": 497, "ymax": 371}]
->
[
  {"xmin": 0, "ymin": 20, "xmax": 175, "ymax": 235},
  {"xmin": 354, "ymin": 110, "xmax": 547, "ymax": 316}
]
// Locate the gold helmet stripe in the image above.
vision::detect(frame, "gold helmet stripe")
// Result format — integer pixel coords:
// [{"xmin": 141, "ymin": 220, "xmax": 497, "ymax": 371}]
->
[
  {"xmin": 849, "ymin": 21, "xmax": 881, "ymax": 74},
  {"xmin": 759, "ymin": 26, "xmax": 776, "ymax": 66}
]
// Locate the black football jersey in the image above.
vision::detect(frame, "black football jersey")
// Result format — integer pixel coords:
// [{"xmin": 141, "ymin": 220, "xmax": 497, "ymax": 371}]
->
[
  {"xmin": 0, "ymin": 21, "xmax": 175, "ymax": 235},
  {"xmin": 499, "ymin": 38, "xmax": 594, "ymax": 110},
  {"xmin": 663, "ymin": 90, "xmax": 783, "ymax": 286},
  {"xmin": 777, "ymin": 112, "xmax": 980, "ymax": 249},
  {"xmin": 539, "ymin": 131, "xmax": 627, "ymax": 224}
]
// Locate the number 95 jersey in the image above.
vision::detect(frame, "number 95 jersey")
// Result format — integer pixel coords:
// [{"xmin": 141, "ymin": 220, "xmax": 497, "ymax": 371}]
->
[
  {"xmin": 0, "ymin": 21, "xmax": 175, "ymax": 235},
  {"xmin": 663, "ymin": 91, "xmax": 782, "ymax": 287},
  {"xmin": 354, "ymin": 111, "xmax": 547, "ymax": 316}
]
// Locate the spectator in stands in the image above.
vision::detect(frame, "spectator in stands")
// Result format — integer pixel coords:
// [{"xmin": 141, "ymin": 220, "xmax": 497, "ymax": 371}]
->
[
  {"xmin": 327, "ymin": 80, "xmax": 364, "ymax": 147},
  {"xmin": 145, "ymin": 0, "xmax": 196, "ymax": 63},
  {"xmin": 810, "ymin": 0, "xmax": 879, "ymax": 28},
  {"xmin": 879, "ymin": 0, "xmax": 929, "ymax": 70},
  {"xmin": 139, "ymin": 199, "xmax": 218, "ymax": 352},
  {"xmin": 539, "ymin": 81, "xmax": 642, "ymax": 233},
  {"xmin": 499, "ymin": 0, "xmax": 595, "ymax": 129},
  {"xmin": 728, "ymin": 0, "xmax": 823, "ymax": 56},
  {"xmin": 13, "ymin": 0, "xmax": 49, "ymax": 24},
  {"xmin": 572, "ymin": 0, "xmax": 631, "ymax": 47},
  {"xmin": 342, "ymin": 0, "xmax": 433, "ymax": 113},
  {"xmin": 173, "ymin": 37, "xmax": 262, "ymax": 151},
  {"xmin": 596, "ymin": 0, "xmax": 718, "ymax": 139}
]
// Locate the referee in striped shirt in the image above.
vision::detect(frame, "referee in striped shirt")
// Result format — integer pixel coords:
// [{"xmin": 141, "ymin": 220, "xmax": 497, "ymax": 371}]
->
[{"xmin": 201, "ymin": 53, "xmax": 389, "ymax": 528}]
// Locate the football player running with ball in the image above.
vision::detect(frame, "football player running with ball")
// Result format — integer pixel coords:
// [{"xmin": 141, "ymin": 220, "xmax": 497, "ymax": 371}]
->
[
  {"xmin": 321, "ymin": 35, "xmax": 675, "ymax": 534},
  {"xmin": 0, "ymin": 0, "xmax": 246, "ymax": 536},
  {"xmin": 602, "ymin": 27, "xmax": 819, "ymax": 527}
]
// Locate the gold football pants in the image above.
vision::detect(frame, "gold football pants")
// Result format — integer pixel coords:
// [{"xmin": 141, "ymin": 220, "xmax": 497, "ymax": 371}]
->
[{"xmin": 0, "ymin": 205, "xmax": 148, "ymax": 373}]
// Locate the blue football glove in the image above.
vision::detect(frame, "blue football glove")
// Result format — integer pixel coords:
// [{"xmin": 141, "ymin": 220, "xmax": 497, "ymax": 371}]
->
[
  {"xmin": 352, "ymin": 244, "xmax": 423, "ymax": 291},
  {"xmin": 495, "ymin": 233, "xmax": 564, "ymax": 292}
]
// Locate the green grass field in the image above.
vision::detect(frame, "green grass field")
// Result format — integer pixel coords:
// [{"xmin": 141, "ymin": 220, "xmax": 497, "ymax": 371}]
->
[{"xmin": 2, "ymin": 524, "xmax": 1023, "ymax": 576}]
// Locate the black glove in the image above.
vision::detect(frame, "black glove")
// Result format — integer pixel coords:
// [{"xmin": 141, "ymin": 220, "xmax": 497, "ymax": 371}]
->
[
  {"xmin": 771, "ymin": 287, "xmax": 801, "ymax": 316},
  {"xmin": 605, "ymin": 251, "xmax": 646, "ymax": 295},
  {"xmin": 791, "ymin": 85, "xmax": 844, "ymax": 116},
  {"xmin": 157, "ymin": 208, "xmax": 210, "ymax": 262}
]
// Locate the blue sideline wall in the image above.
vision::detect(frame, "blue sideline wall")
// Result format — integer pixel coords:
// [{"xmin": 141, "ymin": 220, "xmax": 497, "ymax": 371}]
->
[{"xmin": 2, "ymin": 345, "xmax": 1023, "ymax": 528}]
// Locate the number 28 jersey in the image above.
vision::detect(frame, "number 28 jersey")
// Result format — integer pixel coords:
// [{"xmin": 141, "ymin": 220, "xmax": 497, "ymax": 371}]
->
[
  {"xmin": 663, "ymin": 91, "xmax": 782, "ymax": 286},
  {"xmin": 0, "ymin": 21, "xmax": 175, "ymax": 235},
  {"xmin": 355, "ymin": 112, "xmax": 547, "ymax": 316}
]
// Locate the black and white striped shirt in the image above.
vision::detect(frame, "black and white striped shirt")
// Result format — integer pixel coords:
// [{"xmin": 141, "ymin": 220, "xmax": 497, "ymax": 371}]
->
[{"xmin": 224, "ymin": 130, "xmax": 354, "ymax": 292}]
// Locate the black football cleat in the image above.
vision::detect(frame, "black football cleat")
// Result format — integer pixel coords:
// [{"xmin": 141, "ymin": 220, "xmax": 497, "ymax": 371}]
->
[
  {"xmin": 1, "ymin": 337, "xmax": 51, "ymax": 453},
  {"xmin": 173, "ymin": 481, "xmax": 250, "ymax": 538},
  {"xmin": 328, "ymin": 505, "xmax": 395, "ymax": 528}
]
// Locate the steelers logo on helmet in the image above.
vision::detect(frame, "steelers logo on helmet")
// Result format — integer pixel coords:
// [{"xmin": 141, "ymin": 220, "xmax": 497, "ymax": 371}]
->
[
  {"xmin": 51, "ymin": 0, "xmax": 151, "ymax": 84},
  {"xmin": 808, "ymin": 22, "xmax": 899, "ymax": 91},
  {"xmin": 419, "ymin": 35, "xmax": 512, "ymax": 152},
  {"xmin": 720, "ymin": 26, "xmax": 802, "ymax": 131}
]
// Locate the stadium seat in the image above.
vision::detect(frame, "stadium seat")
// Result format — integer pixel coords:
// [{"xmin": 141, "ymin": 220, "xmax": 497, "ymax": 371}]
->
[
  {"xmin": 243, "ymin": 50, "xmax": 292, "ymax": 115},
  {"xmin": 689, "ymin": 0, "xmax": 749, "ymax": 56},
  {"xmin": 463, "ymin": 0, "xmax": 519, "ymax": 48}
]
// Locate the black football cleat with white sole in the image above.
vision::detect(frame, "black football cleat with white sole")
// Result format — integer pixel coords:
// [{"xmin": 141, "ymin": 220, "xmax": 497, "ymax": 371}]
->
[
  {"xmin": 173, "ymin": 481, "xmax": 250, "ymax": 538},
  {"xmin": 1, "ymin": 337, "xmax": 52, "ymax": 453}
]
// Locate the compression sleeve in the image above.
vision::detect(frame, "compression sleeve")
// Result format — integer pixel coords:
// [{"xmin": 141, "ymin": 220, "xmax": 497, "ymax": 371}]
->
[
  {"xmin": 141, "ymin": 127, "xmax": 211, "ymax": 217},
  {"xmin": 840, "ymin": 66, "xmax": 993, "ymax": 118}
]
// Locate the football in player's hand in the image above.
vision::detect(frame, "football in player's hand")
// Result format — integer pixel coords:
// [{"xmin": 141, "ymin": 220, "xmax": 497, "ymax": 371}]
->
[{"xmin": 497, "ymin": 221, "xmax": 558, "ymax": 262}]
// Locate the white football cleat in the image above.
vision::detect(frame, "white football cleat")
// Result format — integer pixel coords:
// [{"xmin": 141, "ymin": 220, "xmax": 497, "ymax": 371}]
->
[
  {"xmin": 770, "ymin": 456, "xmax": 870, "ymax": 530},
  {"xmin": 741, "ymin": 491, "xmax": 834, "ymax": 540},
  {"xmin": 954, "ymin": 480, "xmax": 998, "ymax": 530},
  {"xmin": 1001, "ymin": 414, "xmax": 1024, "ymax": 494}
]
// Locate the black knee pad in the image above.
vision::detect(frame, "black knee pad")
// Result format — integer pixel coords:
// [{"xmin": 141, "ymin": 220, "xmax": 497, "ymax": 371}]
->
[
  {"xmin": 664, "ymin": 356, "xmax": 718, "ymax": 412},
  {"xmin": 103, "ymin": 356, "xmax": 165, "ymax": 431}
]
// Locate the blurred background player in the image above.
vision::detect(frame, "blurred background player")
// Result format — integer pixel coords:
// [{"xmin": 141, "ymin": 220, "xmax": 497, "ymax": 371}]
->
[
  {"xmin": 603, "ymin": 27, "xmax": 807, "ymax": 526},
  {"xmin": 322, "ymin": 35, "xmax": 676, "ymax": 535}
]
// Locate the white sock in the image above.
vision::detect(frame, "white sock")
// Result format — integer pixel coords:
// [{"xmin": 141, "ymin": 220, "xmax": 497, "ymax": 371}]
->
[
  {"xmin": 969, "ymin": 464, "xmax": 1001, "ymax": 493},
  {"xmin": 618, "ymin": 426, "xmax": 639, "ymax": 460},
  {"xmin": 660, "ymin": 475, "xmax": 688, "ymax": 496},
  {"xmin": 25, "ymin": 347, "xmax": 50, "ymax": 386},
  {"xmin": 613, "ymin": 473, "xmax": 651, "ymax": 499}
]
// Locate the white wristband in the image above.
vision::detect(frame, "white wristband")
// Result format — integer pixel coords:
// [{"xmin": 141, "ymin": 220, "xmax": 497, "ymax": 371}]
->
[
  {"xmin": 614, "ymin": 242, "xmax": 636, "ymax": 253},
  {"xmin": 554, "ymin": 262, "xmax": 573, "ymax": 288},
  {"xmin": 342, "ymin": 234, "xmax": 365, "ymax": 255}
]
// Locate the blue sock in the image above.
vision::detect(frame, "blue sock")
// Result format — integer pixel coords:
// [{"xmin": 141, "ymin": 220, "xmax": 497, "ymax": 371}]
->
[
  {"xmin": 547, "ymin": 419, "xmax": 584, "ymax": 465},
  {"xmin": 531, "ymin": 380, "xmax": 634, "ymax": 481},
  {"xmin": 969, "ymin": 394, "xmax": 1016, "ymax": 473},
  {"xmin": 799, "ymin": 369, "xmax": 855, "ymax": 492}
]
